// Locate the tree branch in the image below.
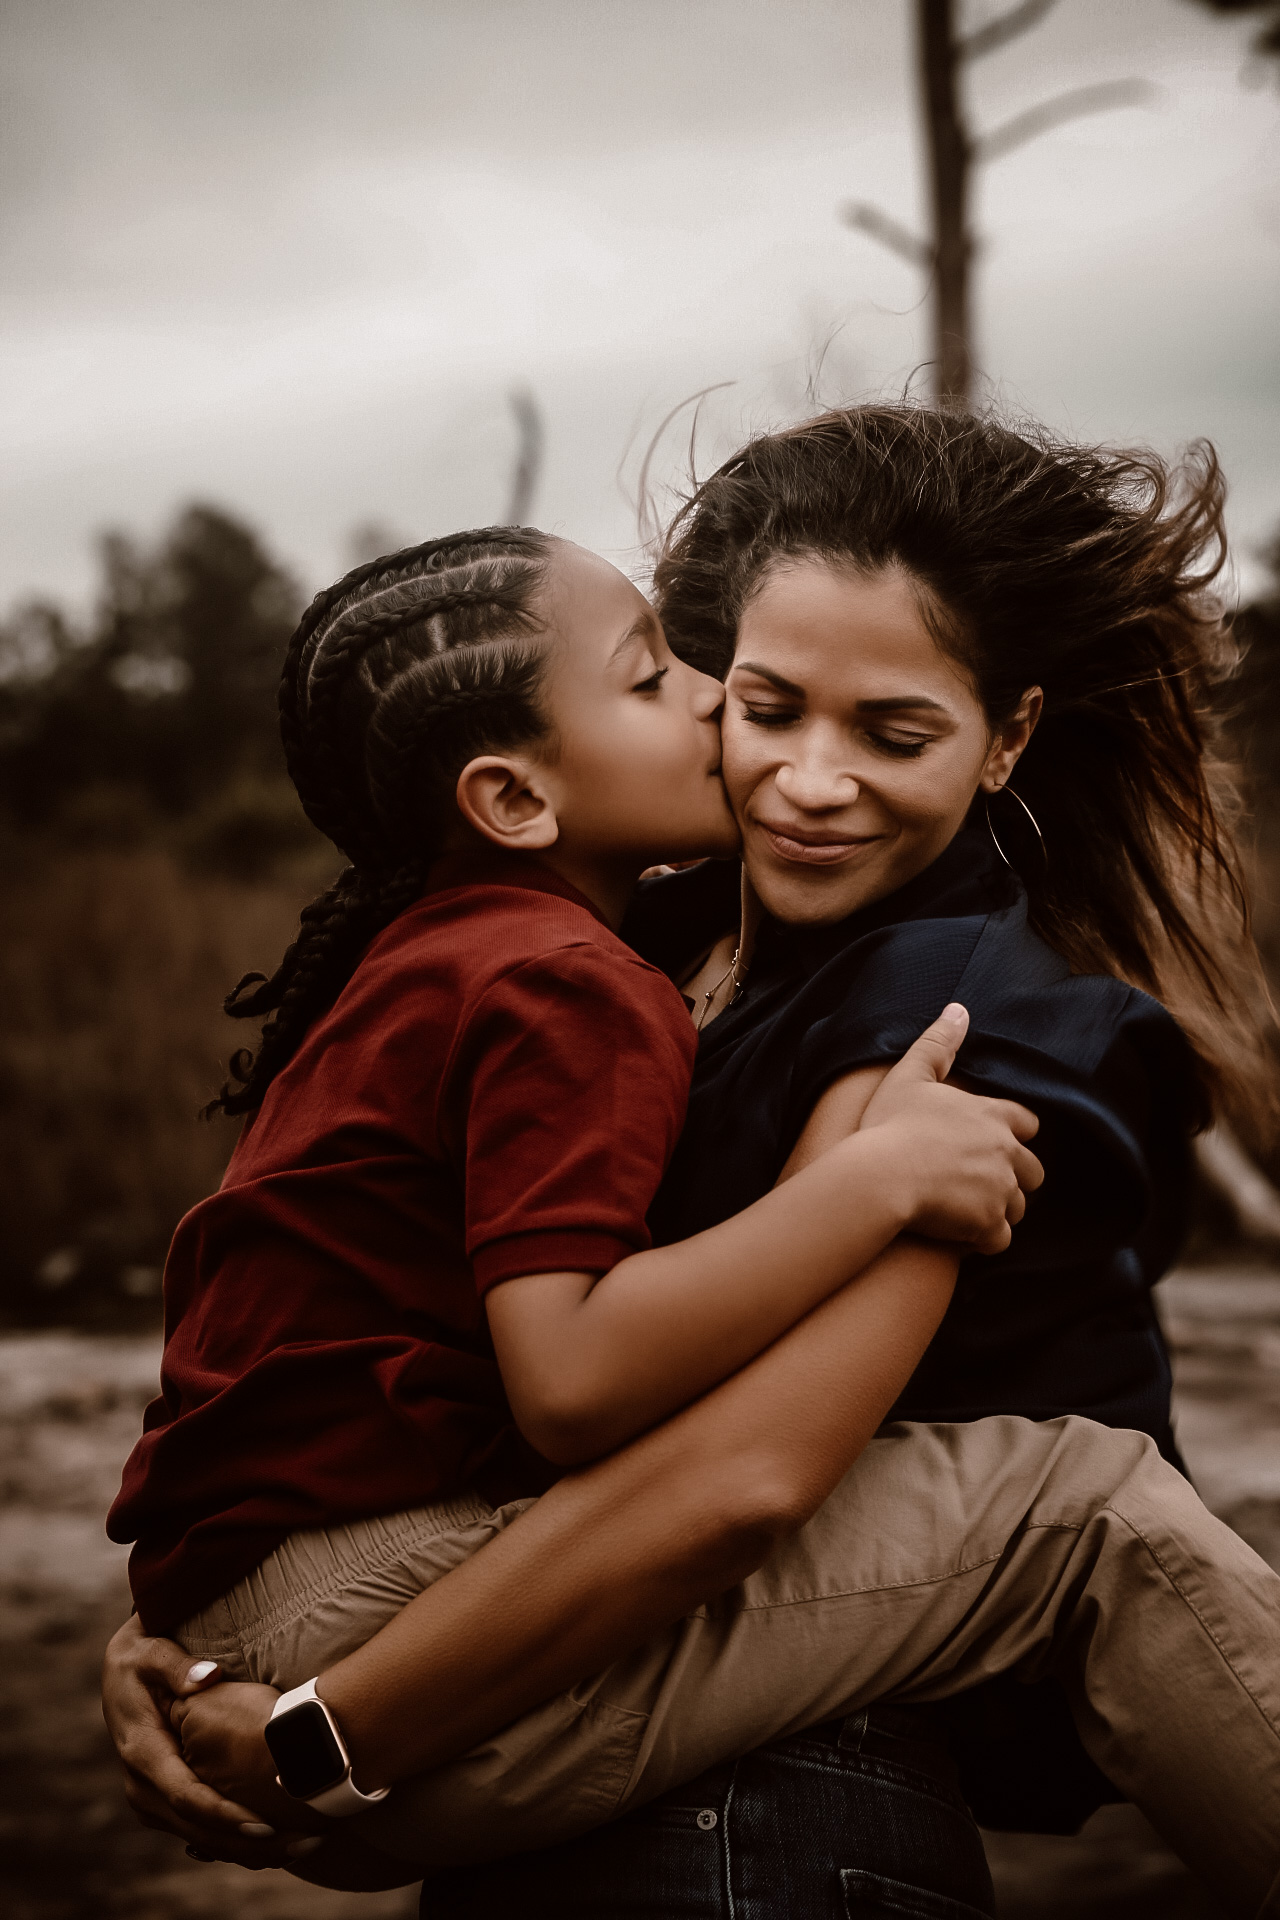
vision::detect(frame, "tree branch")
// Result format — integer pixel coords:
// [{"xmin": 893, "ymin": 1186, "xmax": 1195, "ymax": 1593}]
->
[
  {"xmin": 960, "ymin": 0, "xmax": 1060, "ymax": 62},
  {"xmin": 1196, "ymin": 1124, "xmax": 1280, "ymax": 1247},
  {"xmin": 505, "ymin": 388, "xmax": 544, "ymax": 527},
  {"xmin": 840, "ymin": 201, "xmax": 934, "ymax": 270},
  {"xmin": 975, "ymin": 78, "xmax": 1158, "ymax": 163}
]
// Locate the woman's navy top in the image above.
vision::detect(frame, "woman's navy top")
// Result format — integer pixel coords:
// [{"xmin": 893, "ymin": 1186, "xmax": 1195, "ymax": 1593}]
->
[{"xmin": 625, "ymin": 829, "xmax": 1201, "ymax": 1460}]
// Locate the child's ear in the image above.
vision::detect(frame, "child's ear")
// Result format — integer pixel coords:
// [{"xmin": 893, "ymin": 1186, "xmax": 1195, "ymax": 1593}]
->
[{"xmin": 455, "ymin": 754, "xmax": 560, "ymax": 851}]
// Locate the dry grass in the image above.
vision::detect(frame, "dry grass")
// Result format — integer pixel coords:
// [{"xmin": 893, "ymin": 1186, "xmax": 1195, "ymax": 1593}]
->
[{"xmin": 0, "ymin": 839, "xmax": 339, "ymax": 1320}]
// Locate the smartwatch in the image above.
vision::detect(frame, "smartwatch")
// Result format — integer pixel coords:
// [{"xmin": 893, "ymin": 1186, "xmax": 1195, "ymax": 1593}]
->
[{"xmin": 264, "ymin": 1678, "xmax": 390, "ymax": 1818}]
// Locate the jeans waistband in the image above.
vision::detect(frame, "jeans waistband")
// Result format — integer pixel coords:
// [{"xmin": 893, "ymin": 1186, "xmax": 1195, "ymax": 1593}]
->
[{"xmin": 644, "ymin": 1705, "xmax": 960, "ymax": 1816}]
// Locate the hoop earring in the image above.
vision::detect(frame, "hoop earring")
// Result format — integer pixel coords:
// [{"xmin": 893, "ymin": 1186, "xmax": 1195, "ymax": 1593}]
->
[{"xmin": 984, "ymin": 783, "xmax": 1047, "ymax": 872}]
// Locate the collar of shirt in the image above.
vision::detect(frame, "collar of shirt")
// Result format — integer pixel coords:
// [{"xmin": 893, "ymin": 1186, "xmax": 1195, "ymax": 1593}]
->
[{"xmin": 422, "ymin": 849, "xmax": 613, "ymax": 928}]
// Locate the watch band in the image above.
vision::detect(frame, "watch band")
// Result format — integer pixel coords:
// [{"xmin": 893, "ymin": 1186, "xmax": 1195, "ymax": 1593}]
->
[{"xmin": 268, "ymin": 1677, "xmax": 390, "ymax": 1818}]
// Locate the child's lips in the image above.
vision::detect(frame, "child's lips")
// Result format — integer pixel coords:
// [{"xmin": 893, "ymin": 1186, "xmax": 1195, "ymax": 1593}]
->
[{"xmin": 758, "ymin": 824, "xmax": 881, "ymax": 867}]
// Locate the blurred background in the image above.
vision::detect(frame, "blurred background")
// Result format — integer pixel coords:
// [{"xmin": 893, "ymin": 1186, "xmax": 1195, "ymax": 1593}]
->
[{"xmin": 2, "ymin": 2, "xmax": 1279, "ymax": 1915}]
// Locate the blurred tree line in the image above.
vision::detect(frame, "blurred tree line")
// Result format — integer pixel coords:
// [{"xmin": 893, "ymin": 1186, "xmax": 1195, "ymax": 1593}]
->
[
  {"xmin": 1226, "ymin": 532, "xmax": 1280, "ymax": 985},
  {"xmin": 0, "ymin": 506, "xmax": 336, "ymax": 1328},
  {"xmin": 0, "ymin": 506, "xmax": 322, "ymax": 873}
]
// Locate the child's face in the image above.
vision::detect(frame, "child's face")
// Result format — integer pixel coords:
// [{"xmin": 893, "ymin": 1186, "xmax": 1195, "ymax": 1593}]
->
[
  {"xmin": 721, "ymin": 556, "xmax": 1037, "ymax": 927},
  {"xmin": 536, "ymin": 542, "xmax": 739, "ymax": 873}
]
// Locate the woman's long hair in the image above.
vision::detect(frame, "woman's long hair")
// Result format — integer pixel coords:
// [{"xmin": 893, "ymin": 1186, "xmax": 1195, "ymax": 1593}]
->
[
  {"xmin": 209, "ymin": 527, "xmax": 554, "ymax": 1117},
  {"xmin": 652, "ymin": 403, "xmax": 1275, "ymax": 1137}
]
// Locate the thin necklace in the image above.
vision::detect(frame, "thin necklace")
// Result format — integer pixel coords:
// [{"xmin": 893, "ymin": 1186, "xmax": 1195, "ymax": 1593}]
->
[{"xmin": 694, "ymin": 947, "xmax": 745, "ymax": 1031}]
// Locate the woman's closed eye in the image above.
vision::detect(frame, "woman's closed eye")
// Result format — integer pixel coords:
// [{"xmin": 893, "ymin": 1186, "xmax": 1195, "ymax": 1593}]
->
[
  {"xmin": 742, "ymin": 703, "xmax": 801, "ymax": 728},
  {"xmin": 866, "ymin": 731, "xmax": 934, "ymax": 758}
]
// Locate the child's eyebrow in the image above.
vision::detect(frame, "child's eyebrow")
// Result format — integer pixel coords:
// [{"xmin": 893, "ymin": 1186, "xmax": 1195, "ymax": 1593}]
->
[{"xmin": 608, "ymin": 614, "xmax": 661, "ymax": 667}]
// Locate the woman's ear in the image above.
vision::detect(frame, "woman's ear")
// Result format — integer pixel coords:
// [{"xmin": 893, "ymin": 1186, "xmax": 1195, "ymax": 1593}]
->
[
  {"xmin": 455, "ymin": 755, "xmax": 560, "ymax": 851},
  {"xmin": 979, "ymin": 687, "xmax": 1043, "ymax": 793}
]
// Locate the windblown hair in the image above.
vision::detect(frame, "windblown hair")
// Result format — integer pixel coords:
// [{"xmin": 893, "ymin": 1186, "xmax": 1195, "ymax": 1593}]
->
[
  {"xmin": 210, "ymin": 527, "xmax": 554, "ymax": 1116},
  {"xmin": 653, "ymin": 403, "xmax": 1275, "ymax": 1136}
]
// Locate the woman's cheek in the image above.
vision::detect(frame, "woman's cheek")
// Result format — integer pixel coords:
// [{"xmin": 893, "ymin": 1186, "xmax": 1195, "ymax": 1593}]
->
[{"xmin": 717, "ymin": 733, "xmax": 761, "ymax": 813}]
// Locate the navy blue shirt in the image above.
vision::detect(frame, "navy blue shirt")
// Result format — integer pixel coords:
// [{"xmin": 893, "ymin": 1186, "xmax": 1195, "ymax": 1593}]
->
[
  {"xmin": 625, "ymin": 828, "xmax": 1203, "ymax": 1832},
  {"xmin": 627, "ymin": 829, "xmax": 1200, "ymax": 1461}
]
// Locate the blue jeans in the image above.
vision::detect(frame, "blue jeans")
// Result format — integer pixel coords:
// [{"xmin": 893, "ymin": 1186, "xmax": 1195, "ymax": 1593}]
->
[{"xmin": 417, "ymin": 1706, "xmax": 996, "ymax": 1919}]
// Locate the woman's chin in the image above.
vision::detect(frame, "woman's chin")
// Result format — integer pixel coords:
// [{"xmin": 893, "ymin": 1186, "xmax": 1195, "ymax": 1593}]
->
[
  {"xmin": 746, "ymin": 848, "xmax": 919, "ymax": 926},
  {"xmin": 747, "ymin": 866, "xmax": 869, "ymax": 927}
]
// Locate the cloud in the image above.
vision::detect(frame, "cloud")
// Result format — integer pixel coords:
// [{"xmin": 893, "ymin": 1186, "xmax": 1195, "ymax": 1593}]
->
[{"xmin": 1, "ymin": 0, "xmax": 1276, "ymax": 606}]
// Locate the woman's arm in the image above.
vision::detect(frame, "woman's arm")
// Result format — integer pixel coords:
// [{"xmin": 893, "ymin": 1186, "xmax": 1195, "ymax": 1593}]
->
[
  {"xmin": 167, "ymin": 1230, "xmax": 958, "ymax": 1827},
  {"xmin": 487, "ymin": 1008, "xmax": 1037, "ymax": 1463},
  {"xmin": 318, "ymin": 1235, "xmax": 958, "ymax": 1789},
  {"xmin": 106, "ymin": 1019, "xmax": 994, "ymax": 1845}
]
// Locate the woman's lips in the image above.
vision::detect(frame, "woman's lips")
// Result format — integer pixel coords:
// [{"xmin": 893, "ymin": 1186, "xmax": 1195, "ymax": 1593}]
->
[{"xmin": 757, "ymin": 825, "xmax": 880, "ymax": 867}]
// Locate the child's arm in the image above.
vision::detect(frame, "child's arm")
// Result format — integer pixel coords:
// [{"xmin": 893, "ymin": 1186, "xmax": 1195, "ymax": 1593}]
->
[
  {"xmin": 486, "ymin": 1006, "xmax": 1038, "ymax": 1464},
  {"xmin": 162, "ymin": 1231, "xmax": 959, "ymax": 1840},
  {"xmin": 102, "ymin": 1017, "xmax": 1017, "ymax": 1849},
  {"xmin": 106, "ymin": 1229, "xmax": 955, "ymax": 1871}
]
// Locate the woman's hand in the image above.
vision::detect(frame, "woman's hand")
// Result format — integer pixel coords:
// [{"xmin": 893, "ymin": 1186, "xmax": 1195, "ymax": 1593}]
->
[
  {"xmin": 170, "ymin": 1682, "xmax": 323, "ymax": 1835},
  {"xmin": 860, "ymin": 1004, "xmax": 1043, "ymax": 1254},
  {"xmin": 101, "ymin": 1615, "xmax": 321, "ymax": 1869}
]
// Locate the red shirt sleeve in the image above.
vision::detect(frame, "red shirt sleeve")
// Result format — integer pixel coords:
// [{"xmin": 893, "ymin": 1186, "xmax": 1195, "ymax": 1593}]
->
[{"xmin": 447, "ymin": 942, "xmax": 696, "ymax": 1292}]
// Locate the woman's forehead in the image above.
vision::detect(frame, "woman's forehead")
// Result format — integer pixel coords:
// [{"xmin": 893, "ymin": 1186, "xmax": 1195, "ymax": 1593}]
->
[{"xmin": 734, "ymin": 559, "xmax": 972, "ymax": 703}]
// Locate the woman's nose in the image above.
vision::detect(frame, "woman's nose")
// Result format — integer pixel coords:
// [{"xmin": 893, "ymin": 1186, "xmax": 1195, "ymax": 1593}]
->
[{"xmin": 774, "ymin": 755, "xmax": 859, "ymax": 810}]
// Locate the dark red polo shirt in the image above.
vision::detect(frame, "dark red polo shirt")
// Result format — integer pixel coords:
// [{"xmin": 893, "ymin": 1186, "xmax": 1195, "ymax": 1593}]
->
[{"xmin": 108, "ymin": 856, "xmax": 696, "ymax": 1633}]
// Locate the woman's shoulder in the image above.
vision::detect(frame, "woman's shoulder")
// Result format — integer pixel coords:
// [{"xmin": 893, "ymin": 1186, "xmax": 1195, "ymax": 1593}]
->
[
  {"xmin": 953, "ymin": 899, "xmax": 1190, "ymax": 1081},
  {"xmin": 788, "ymin": 892, "xmax": 1197, "ymax": 1118}
]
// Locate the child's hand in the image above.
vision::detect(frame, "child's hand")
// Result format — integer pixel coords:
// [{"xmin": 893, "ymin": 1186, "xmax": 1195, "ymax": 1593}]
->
[
  {"xmin": 861, "ymin": 1004, "xmax": 1044, "ymax": 1255},
  {"xmin": 170, "ymin": 1682, "xmax": 324, "ymax": 1836}
]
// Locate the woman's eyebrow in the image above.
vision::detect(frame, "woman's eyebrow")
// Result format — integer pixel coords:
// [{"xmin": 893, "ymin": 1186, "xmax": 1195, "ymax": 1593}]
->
[
  {"xmin": 857, "ymin": 695, "xmax": 950, "ymax": 715},
  {"xmin": 731, "ymin": 661, "xmax": 805, "ymax": 696}
]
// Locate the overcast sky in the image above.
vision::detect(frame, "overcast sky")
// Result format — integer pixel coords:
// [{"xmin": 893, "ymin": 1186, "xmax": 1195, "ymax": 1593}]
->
[{"xmin": 3, "ymin": 0, "xmax": 1278, "ymax": 614}]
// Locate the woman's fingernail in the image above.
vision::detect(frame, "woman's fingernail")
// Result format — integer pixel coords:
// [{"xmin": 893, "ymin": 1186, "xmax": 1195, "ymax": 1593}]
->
[
  {"xmin": 186, "ymin": 1660, "xmax": 219, "ymax": 1684},
  {"xmin": 287, "ymin": 1836, "xmax": 325, "ymax": 1856},
  {"xmin": 942, "ymin": 1003, "xmax": 966, "ymax": 1021},
  {"xmin": 239, "ymin": 1821, "xmax": 276, "ymax": 1838}
]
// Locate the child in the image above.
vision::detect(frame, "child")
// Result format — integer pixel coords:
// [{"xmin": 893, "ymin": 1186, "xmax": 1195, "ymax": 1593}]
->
[
  {"xmin": 110, "ymin": 525, "xmax": 1033, "ymax": 1634},
  {"xmin": 107, "ymin": 529, "xmax": 1280, "ymax": 1913}
]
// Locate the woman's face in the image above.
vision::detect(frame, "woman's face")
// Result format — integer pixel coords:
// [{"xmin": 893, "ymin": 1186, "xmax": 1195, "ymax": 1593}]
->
[{"xmin": 721, "ymin": 557, "xmax": 1039, "ymax": 927}]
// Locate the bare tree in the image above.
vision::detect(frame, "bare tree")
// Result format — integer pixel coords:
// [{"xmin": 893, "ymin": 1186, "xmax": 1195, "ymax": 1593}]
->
[
  {"xmin": 1189, "ymin": 0, "xmax": 1280, "ymax": 72},
  {"xmin": 843, "ymin": 0, "xmax": 1154, "ymax": 403},
  {"xmin": 505, "ymin": 388, "xmax": 545, "ymax": 526}
]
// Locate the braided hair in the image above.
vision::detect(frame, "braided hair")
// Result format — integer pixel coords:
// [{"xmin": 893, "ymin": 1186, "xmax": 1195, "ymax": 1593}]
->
[{"xmin": 210, "ymin": 526, "xmax": 555, "ymax": 1117}]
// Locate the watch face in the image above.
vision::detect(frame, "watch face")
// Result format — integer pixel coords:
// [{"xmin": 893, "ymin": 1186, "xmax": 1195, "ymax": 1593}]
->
[{"xmin": 264, "ymin": 1700, "xmax": 348, "ymax": 1800}]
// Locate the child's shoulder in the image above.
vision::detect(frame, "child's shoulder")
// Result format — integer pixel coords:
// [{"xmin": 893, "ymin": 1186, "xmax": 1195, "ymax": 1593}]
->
[{"xmin": 366, "ymin": 861, "xmax": 690, "ymax": 1033}]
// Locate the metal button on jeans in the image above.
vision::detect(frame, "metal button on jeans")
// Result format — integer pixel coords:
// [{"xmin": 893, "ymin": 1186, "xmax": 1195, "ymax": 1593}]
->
[{"xmin": 696, "ymin": 1809, "xmax": 718, "ymax": 1831}]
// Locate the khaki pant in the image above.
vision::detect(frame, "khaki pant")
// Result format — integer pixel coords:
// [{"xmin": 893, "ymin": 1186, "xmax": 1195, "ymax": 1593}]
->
[{"xmin": 180, "ymin": 1415, "xmax": 1280, "ymax": 1917}]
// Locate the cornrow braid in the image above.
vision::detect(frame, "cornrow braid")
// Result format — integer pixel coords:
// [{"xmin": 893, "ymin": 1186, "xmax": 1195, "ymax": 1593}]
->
[{"xmin": 210, "ymin": 527, "xmax": 555, "ymax": 1117}]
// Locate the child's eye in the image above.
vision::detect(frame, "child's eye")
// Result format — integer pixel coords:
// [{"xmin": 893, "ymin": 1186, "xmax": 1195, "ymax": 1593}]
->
[
  {"xmin": 867, "ymin": 733, "xmax": 932, "ymax": 758},
  {"xmin": 632, "ymin": 666, "xmax": 669, "ymax": 695},
  {"xmin": 742, "ymin": 705, "xmax": 800, "ymax": 729}
]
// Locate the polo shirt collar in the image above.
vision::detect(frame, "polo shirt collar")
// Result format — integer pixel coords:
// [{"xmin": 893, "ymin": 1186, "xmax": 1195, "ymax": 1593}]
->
[{"xmin": 423, "ymin": 850, "xmax": 613, "ymax": 928}]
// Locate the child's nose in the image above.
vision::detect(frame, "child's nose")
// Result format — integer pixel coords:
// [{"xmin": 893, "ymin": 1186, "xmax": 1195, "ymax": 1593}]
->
[{"xmin": 689, "ymin": 668, "xmax": 726, "ymax": 720}]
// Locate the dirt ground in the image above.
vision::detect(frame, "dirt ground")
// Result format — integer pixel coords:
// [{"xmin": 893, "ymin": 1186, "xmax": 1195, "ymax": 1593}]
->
[{"xmin": 2, "ymin": 1265, "xmax": 1277, "ymax": 1920}]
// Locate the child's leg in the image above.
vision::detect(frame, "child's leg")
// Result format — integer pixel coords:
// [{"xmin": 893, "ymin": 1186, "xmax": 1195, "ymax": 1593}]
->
[
  {"xmin": 368, "ymin": 1416, "xmax": 1279, "ymax": 1916},
  {"xmin": 180, "ymin": 1418, "xmax": 1280, "ymax": 1916}
]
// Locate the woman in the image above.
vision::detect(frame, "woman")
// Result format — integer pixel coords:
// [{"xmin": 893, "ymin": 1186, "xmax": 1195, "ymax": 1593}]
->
[
  {"xmin": 411, "ymin": 405, "xmax": 1274, "ymax": 1912},
  {"xmin": 104, "ymin": 406, "xmax": 1280, "ymax": 1916}
]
